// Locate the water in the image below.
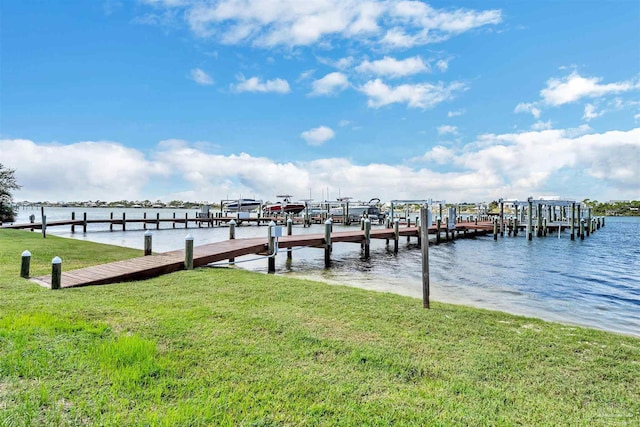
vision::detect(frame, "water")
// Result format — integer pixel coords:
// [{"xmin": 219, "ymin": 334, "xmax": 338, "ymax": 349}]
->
[{"xmin": 10, "ymin": 207, "xmax": 640, "ymax": 337}]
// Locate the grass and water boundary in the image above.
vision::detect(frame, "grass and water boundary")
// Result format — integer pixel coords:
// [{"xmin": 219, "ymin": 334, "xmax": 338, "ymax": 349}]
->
[{"xmin": 1, "ymin": 229, "xmax": 638, "ymax": 425}]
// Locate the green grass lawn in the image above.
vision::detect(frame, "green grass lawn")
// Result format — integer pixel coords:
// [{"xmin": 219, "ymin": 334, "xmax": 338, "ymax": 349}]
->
[{"xmin": 1, "ymin": 229, "xmax": 638, "ymax": 426}]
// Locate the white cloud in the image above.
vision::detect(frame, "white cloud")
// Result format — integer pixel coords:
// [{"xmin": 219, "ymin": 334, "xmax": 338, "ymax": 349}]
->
[
  {"xmin": 338, "ymin": 120, "xmax": 351, "ymax": 127},
  {"xmin": 540, "ymin": 71, "xmax": 640, "ymax": 106},
  {"xmin": 301, "ymin": 126, "xmax": 335, "ymax": 146},
  {"xmin": 447, "ymin": 109, "xmax": 464, "ymax": 117},
  {"xmin": 310, "ymin": 72, "xmax": 350, "ymax": 96},
  {"xmin": 189, "ymin": 68, "xmax": 214, "ymax": 85},
  {"xmin": 583, "ymin": 103, "xmax": 603, "ymax": 121},
  {"xmin": 355, "ymin": 56, "xmax": 429, "ymax": 78},
  {"xmin": 531, "ymin": 121, "xmax": 552, "ymax": 130},
  {"xmin": 3, "ymin": 130, "xmax": 638, "ymax": 204},
  {"xmin": 435, "ymin": 59, "xmax": 449, "ymax": 72},
  {"xmin": 151, "ymin": 0, "xmax": 503, "ymax": 49},
  {"xmin": 514, "ymin": 102, "xmax": 541, "ymax": 119},
  {"xmin": 232, "ymin": 75, "xmax": 291, "ymax": 93},
  {"xmin": 0, "ymin": 139, "xmax": 168, "ymax": 201},
  {"xmin": 360, "ymin": 79, "xmax": 467, "ymax": 109},
  {"xmin": 437, "ymin": 125, "xmax": 458, "ymax": 135},
  {"xmin": 635, "ymin": 113, "xmax": 640, "ymax": 121}
]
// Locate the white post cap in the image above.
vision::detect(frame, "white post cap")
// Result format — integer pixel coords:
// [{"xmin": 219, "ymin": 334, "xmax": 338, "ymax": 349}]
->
[
  {"xmin": 364, "ymin": 218, "xmax": 371, "ymax": 223},
  {"xmin": 269, "ymin": 220, "xmax": 276, "ymax": 226},
  {"xmin": 52, "ymin": 256, "xmax": 62, "ymax": 264},
  {"xmin": 229, "ymin": 219, "xmax": 236, "ymax": 225},
  {"xmin": 324, "ymin": 219, "xmax": 332, "ymax": 225},
  {"xmin": 287, "ymin": 218, "xmax": 293, "ymax": 223},
  {"xmin": 22, "ymin": 250, "xmax": 31, "ymax": 257},
  {"xmin": 185, "ymin": 234, "xmax": 194, "ymax": 240},
  {"xmin": 144, "ymin": 230, "xmax": 152, "ymax": 236}
]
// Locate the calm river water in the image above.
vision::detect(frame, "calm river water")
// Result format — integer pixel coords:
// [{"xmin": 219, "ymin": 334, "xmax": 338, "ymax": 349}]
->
[{"xmin": 11, "ymin": 207, "xmax": 640, "ymax": 337}]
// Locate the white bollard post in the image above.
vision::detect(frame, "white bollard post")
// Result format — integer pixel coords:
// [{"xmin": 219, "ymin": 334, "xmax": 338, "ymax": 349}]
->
[
  {"xmin": 51, "ymin": 256, "xmax": 62, "ymax": 290},
  {"xmin": 144, "ymin": 230, "xmax": 153, "ymax": 256},
  {"xmin": 21, "ymin": 250, "xmax": 31, "ymax": 278}
]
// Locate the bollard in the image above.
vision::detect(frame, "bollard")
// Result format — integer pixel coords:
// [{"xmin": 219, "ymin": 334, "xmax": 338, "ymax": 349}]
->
[
  {"xmin": 287, "ymin": 218, "xmax": 293, "ymax": 262},
  {"xmin": 51, "ymin": 256, "xmax": 62, "ymax": 290},
  {"xmin": 184, "ymin": 235, "xmax": 194, "ymax": 269},
  {"xmin": 229, "ymin": 219, "xmax": 236, "ymax": 264},
  {"xmin": 20, "ymin": 250, "xmax": 31, "ymax": 278},
  {"xmin": 144, "ymin": 230, "xmax": 153, "ymax": 256},
  {"xmin": 364, "ymin": 218, "xmax": 371, "ymax": 259},
  {"xmin": 324, "ymin": 219, "xmax": 332, "ymax": 267}
]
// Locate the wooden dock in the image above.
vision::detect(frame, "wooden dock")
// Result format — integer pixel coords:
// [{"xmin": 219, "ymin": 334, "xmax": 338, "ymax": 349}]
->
[{"xmin": 29, "ymin": 222, "xmax": 493, "ymax": 289}]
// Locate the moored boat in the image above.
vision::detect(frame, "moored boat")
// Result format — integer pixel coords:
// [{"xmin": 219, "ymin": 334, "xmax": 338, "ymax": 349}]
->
[
  {"xmin": 224, "ymin": 198, "xmax": 262, "ymax": 212},
  {"xmin": 263, "ymin": 195, "xmax": 306, "ymax": 215}
]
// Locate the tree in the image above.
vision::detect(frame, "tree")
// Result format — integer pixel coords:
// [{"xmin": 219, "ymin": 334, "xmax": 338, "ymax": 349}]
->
[{"xmin": 0, "ymin": 164, "xmax": 21, "ymax": 222}]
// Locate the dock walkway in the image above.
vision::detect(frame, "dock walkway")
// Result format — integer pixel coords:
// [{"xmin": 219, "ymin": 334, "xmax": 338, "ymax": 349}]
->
[{"xmin": 30, "ymin": 223, "xmax": 493, "ymax": 289}]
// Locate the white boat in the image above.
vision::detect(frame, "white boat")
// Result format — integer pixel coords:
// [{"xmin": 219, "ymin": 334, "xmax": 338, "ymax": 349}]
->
[
  {"xmin": 331, "ymin": 198, "xmax": 384, "ymax": 222},
  {"xmin": 224, "ymin": 198, "xmax": 262, "ymax": 212}
]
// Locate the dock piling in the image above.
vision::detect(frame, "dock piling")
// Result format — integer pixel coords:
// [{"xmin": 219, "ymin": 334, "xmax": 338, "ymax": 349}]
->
[
  {"xmin": 420, "ymin": 206, "xmax": 430, "ymax": 309},
  {"xmin": 364, "ymin": 218, "xmax": 371, "ymax": 259},
  {"xmin": 71, "ymin": 212, "xmax": 75, "ymax": 233},
  {"xmin": 287, "ymin": 218, "xmax": 293, "ymax": 262},
  {"xmin": 324, "ymin": 220, "xmax": 332, "ymax": 267},
  {"xmin": 144, "ymin": 230, "xmax": 152, "ymax": 256},
  {"xmin": 229, "ymin": 219, "xmax": 236, "ymax": 264},
  {"xmin": 83, "ymin": 212, "xmax": 87, "ymax": 233},
  {"xmin": 393, "ymin": 218, "xmax": 400, "ymax": 253},
  {"xmin": 268, "ymin": 221, "xmax": 276, "ymax": 273},
  {"xmin": 184, "ymin": 235, "xmax": 194, "ymax": 270}
]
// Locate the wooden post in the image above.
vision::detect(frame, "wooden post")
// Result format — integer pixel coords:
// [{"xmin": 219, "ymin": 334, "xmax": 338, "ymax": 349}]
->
[
  {"xmin": 229, "ymin": 219, "xmax": 236, "ymax": 264},
  {"xmin": 20, "ymin": 250, "xmax": 31, "ymax": 278},
  {"xmin": 173, "ymin": 212, "xmax": 176, "ymax": 229},
  {"xmin": 156, "ymin": 212, "xmax": 160, "ymax": 230},
  {"xmin": 570, "ymin": 203, "xmax": 575, "ymax": 241},
  {"xmin": 268, "ymin": 221, "xmax": 276, "ymax": 273},
  {"xmin": 51, "ymin": 256, "xmax": 62, "ymax": 290},
  {"xmin": 587, "ymin": 208, "xmax": 592, "ymax": 236},
  {"xmin": 393, "ymin": 218, "xmax": 400, "ymax": 254},
  {"xmin": 83, "ymin": 212, "xmax": 87, "ymax": 233},
  {"xmin": 184, "ymin": 235, "xmax": 194, "ymax": 270},
  {"xmin": 42, "ymin": 215, "xmax": 47, "ymax": 238},
  {"xmin": 499, "ymin": 199, "xmax": 504, "ymax": 237},
  {"xmin": 71, "ymin": 212, "xmax": 76, "ymax": 233},
  {"xmin": 602, "ymin": 216, "xmax": 605, "ymax": 227},
  {"xmin": 364, "ymin": 218, "xmax": 371, "ymax": 259},
  {"xmin": 144, "ymin": 212, "xmax": 147, "ymax": 230},
  {"xmin": 514, "ymin": 205, "xmax": 519, "ymax": 237},
  {"xmin": 287, "ymin": 218, "xmax": 293, "ymax": 262},
  {"xmin": 420, "ymin": 206, "xmax": 430, "ymax": 309},
  {"xmin": 122, "ymin": 212, "xmax": 126, "ymax": 231},
  {"xmin": 493, "ymin": 218, "xmax": 498, "ymax": 241},
  {"xmin": 527, "ymin": 198, "xmax": 533, "ymax": 241},
  {"xmin": 436, "ymin": 218, "xmax": 441, "ymax": 244},
  {"xmin": 543, "ymin": 218, "xmax": 547, "ymax": 236},
  {"xmin": 144, "ymin": 230, "xmax": 152, "ymax": 256},
  {"xmin": 580, "ymin": 219, "xmax": 585, "ymax": 241},
  {"xmin": 536, "ymin": 203, "xmax": 543, "ymax": 237},
  {"xmin": 324, "ymin": 219, "xmax": 332, "ymax": 267},
  {"xmin": 185, "ymin": 212, "xmax": 188, "ymax": 229}
]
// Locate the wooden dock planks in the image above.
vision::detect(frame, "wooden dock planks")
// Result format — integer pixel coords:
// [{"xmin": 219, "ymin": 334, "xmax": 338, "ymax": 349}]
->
[{"xmin": 28, "ymin": 222, "xmax": 493, "ymax": 289}]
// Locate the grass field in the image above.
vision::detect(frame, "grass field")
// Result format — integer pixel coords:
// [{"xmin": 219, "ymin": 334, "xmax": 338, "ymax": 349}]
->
[{"xmin": 0, "ymin": 229, "xmax": 638, "ymax": 426}]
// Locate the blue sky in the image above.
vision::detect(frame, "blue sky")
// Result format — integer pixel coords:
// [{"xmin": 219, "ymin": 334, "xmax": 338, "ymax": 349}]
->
[{"xmin": 1, "ymin": 0, "xmax": 638, "ymax": 203}]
